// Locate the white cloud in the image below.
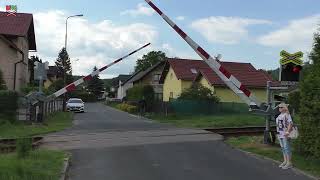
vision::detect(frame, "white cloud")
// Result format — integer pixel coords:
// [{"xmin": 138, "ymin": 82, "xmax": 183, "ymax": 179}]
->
[
  {"xmin": 0, "ymin": 7, "xmax": 5, "ymax": 12},
  {"xmin": 257, "ymin": 15, "xmax": 320, "ymax": 52},
  {"xmin": 191, "ymin": 16, "xmax": 271, "ymax": 44},
  {"xmin": 159, "ymin": 43, "xmax": 199, "ymax": 59},
  {"xmin": 120, "ymin": 3, "xmax": 154, "ymax": 17},
  {"xmin": 31, "ymin": 10, "xmax": 158, "ymax": 78},
  {"xmin": 176, "ymin": 16, "xmax": 185, "ymax": 21}
]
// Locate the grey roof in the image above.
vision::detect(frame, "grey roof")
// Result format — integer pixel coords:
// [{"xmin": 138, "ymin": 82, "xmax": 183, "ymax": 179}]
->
[{"xmin": 111, "ymin": 74, "xmax": 131, "ymax": 87}]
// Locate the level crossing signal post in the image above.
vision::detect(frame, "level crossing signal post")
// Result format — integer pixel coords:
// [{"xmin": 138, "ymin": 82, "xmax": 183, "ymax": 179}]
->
[{"xmin": 263, "ymin": 50, "xmax": 303, "ymax": 144}]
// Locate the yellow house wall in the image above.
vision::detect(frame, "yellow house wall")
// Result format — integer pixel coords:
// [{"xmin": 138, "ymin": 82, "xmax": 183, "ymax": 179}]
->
[
  {"xmin": 44, "ymin": 76, "xmax": 57, "ymax": 89},
  {"xmin": 214, "ymin": 87, "xmax": 267, "ymax": 103},
  {"xmin": 163, "ymin": 67, "xmax": 267, "ymax": 103},
  {"xmin": 44, "ymin": 80, "xmax": 52, "ymax": 89},
  {"xmin": 163, "ymin": 67, "xmax": 182, "ymax": 101},
  {"xmin": 199, "ymin": 77, "xmax": 214, "ymax": 91},
  {"xmin": 181, "ymin": 80, "xmax": 192, "ymax": 92}
]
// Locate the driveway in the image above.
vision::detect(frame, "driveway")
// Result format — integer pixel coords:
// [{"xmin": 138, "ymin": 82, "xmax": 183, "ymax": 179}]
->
[{"xmin": 43, "ymin": 103, "xmax": 311, "ymax": 180}]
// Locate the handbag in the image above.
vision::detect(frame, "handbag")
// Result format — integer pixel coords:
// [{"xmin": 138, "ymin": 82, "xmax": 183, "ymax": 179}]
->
[
  {"xmin": 284, "ymin": 114, "xmax": 299, "ymax": 139},
  {"xmin": 288, "ymin": 125, "xmax": 299, "ymax": 139}
]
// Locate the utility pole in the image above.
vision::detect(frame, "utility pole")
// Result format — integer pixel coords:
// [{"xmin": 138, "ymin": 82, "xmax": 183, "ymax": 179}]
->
[
  {"xmin": 63, "ymin": 14, "xmax": 83, "ymax": 110},
  {"xmin": 264, "ymin": 81, "xmax": 272, "ymax": 144}
]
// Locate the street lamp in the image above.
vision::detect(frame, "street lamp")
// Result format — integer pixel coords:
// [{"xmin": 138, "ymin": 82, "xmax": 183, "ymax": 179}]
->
[
  {"xmin": 63, "ymin": 14, "xmax": 83, "ymax": 110},
  {"xmin": 65, "ymin": 14, "xmax": 83, "ymax": 51}
]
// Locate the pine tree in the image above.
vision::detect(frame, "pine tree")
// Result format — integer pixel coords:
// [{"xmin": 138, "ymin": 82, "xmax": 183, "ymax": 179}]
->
[
  {"xmin": 87, "ymin": 66, "xmax": 104, "ymax": 98},
  {"xmin": 0, "ymin": 69, "xmax": 7, "ymax": 90},
  {"xmin": 55, "ymin": 48, "xmax": 72, "ymax": 82},
  {"xmin": 297, "ymin": 31, "xmax": 320, "ymax": 158}
]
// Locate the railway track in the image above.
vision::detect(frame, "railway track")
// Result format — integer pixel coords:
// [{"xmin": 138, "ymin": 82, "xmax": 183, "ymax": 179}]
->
[
  {"xmin": 0, "ymin": 136, "xmax": 43, "ymax": 153},
  {"xmin": 204, "ymin": 126, "xmax": 277, "ymax": 137}
]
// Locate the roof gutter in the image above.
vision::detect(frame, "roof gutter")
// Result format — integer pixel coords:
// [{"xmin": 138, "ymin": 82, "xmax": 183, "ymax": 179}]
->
[{"xmin": 0, "ymin": 35, "xmax": 27, "ymax": 91}]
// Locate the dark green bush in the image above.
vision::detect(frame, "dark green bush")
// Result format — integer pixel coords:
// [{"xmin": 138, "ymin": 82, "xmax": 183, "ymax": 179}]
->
[
  {"xmin": 0, "ymin": 69, "xmax": 7, "ymax": 90},
  {"xmin": 295, "ymin": 32, "xmax": 320, "ymax": 159},
  {"xmin": 127, "ymin": 84, "xmax": 154, "ymax": 104},
  {"xmin": 20, "ymin": 85, "xmax": 38, "ymax": 95},
  {"xmin": 288, "ymin": 91, "xmax": 300, "ymax": 113},
  {"xmin": 16, "ymin": 138, "xmax": 32, "ymax": 159},
  {"xmin": 178, "ymin": 83, "xmax": 220, "ymax": 103},
  {"xmin": 0, "ymin": 90, "xmax": 18, "ymax": 122}
]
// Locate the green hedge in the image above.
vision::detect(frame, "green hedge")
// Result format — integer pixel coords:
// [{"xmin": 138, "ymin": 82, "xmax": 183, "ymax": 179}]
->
[
  {"xmin": 294, "ymin": 32, "xmax": 320, "ymax": 159},
  {"xmin": 126, "ymin": 85, "xmax": 154, "ymax": 103},
  {"xmin": 0, "ymin": 90, "xmax": 18, "ymax": 122},
  {"xmin": 288, "ymin": 91, "xmax": 300, "ymax": 113}
]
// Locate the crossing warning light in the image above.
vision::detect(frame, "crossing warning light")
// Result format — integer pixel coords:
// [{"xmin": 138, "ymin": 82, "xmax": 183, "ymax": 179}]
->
[
  {"xmin": 280, "ymin": 50, "xmax": 303, "ymax": 82},
  {"xmin": 281, "ymin": 63, "xmax": 302, "ymax": 82}
]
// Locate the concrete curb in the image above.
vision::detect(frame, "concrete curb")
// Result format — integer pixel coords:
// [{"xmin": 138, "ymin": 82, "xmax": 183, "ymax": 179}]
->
[
  {"xmin": 60, "ymin": 156, "xmax": 71, "ymax": 180},
  {"xmin": 233, "ymin": 147, "xmax": 319, "ymax": 180}
]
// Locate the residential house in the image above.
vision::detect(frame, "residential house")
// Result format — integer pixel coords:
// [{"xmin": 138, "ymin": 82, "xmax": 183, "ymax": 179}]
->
[
  {"xmin": 119, "ymin": 61, "xmax": 165, "ymax": 100},
  {"xmin": 160, "ymin": 58, "xmax": 275, "ymax": 103},
  {"xmin": 108, "ymin": 74, "xmax": 131, "ymax": 98},
  {"xmin": 44, "ymin": 66, "xmax": 61, "ymax": 89},
  {"xmin": 0, "ymin": 12, "xmax": 36, "ymax": 91}
]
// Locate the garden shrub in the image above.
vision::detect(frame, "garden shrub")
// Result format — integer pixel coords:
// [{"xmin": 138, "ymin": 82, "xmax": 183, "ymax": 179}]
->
[
  {"xmin": 0, "ymin": 90, "xmax": 18, "ymax": 123},
  {"xmin": 126, "ymin": 85, "xmax": 154, "ymax": 103},
  {"xmin": 178, "ymin": 83, "xmax": 220, "ymax": 103},
  {"xmin": 116, "ymin": 103, "xmax": 138, "ymax": 113}
]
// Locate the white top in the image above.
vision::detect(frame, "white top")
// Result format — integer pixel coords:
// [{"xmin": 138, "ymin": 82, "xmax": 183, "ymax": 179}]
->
[{"xmin": 276, "ymin": 113, "xmax": 293, "ymax": 138}]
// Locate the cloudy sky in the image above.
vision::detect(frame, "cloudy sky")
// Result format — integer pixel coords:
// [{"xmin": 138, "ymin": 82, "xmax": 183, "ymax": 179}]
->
[{"xmin": 1, "ymin": 0, "xmax": 319, "ymax": 78}]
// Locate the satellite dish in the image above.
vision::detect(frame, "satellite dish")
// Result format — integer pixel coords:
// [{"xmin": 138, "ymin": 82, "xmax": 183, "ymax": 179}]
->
[{"xmin": 215, "ymin": 54, "xmax": 222, "ymax": 61}]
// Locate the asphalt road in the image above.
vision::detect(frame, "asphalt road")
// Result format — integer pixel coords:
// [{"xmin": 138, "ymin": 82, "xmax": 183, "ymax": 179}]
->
[{"xmin": 45, "ymin": 103, "xmax": 311, "ymax": 180}]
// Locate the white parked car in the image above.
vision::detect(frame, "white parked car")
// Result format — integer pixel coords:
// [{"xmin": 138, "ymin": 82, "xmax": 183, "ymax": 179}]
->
[{"xmin": 66, "ymin": 98, "xmax": 85, "ymax": 113}]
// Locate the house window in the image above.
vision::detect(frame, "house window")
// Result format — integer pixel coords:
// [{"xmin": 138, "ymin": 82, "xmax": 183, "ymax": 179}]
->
[
  {"xmin": 170, "ymin": 92, "xmax": 173, "ymax": 98},
  {"xmin": 153, "ymin": 74, "xmax": 161, "ymax": 83},
  {"xmin": 170, "ymin": 73, "xmax": 173, "ymax": 80},
  {"xmin": 190, "ymin": 68, "xmax": 197, "ymax": 74}
]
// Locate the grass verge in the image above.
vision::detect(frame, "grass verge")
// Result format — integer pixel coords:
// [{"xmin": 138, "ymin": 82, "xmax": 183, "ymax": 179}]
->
[
  {"xmin": 0, "ymin": 112, "xmax": 73, "ymax": 138},
  {"xmin": 0, "ymin": 150, "xmax": 67, "ymax": 180},
  {"xmin": 145, "ymin": 113, "xmax": 268, "ymax": 128},
  {"xmin": 226, "ymin": 136, "xmax": 320, "ymax": 177}
]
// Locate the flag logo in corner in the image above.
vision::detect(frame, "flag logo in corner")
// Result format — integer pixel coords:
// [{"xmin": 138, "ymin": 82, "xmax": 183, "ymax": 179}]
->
[{"xmin": 6, "ymin": 5, "xmax": 18, "ymax": 16}]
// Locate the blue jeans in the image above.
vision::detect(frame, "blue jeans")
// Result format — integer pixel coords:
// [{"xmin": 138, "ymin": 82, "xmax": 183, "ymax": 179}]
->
[{"xmin": 278, "ymin": 136, "xmax": 291, "ymax": 156}]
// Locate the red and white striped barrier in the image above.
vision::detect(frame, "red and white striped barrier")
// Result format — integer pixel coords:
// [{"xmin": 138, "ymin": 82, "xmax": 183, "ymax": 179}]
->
[
  {"xmin": 48, "ymin": 43, "xmax": 151, "ymax": 99},
  {"xmin": 145, "ymin": 0, "xmax": 261, "ymax": 108}
]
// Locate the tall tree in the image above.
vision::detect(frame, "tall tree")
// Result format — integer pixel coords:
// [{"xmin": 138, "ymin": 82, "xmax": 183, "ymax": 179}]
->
[
  {"xmin": 87, "ymin": 66, "xmax": 104, "ymax": 97},
  {"xmin": 134, "ymin": 51, "xmax": 166, "ymax": 72},
  {"xmin": 28, "ymin": 55, "xmax": 42, "ymax": 85},
  {"xmin": 296, "ymin": 30, "xmax": 320, "ymax": 158},
  {"xmin": 55, "ymin": 47, "xmax": 72, "ymax": 83},
  {"xmin": 0, "ymin": 69, "xmax": 7, "ymax": 90}
]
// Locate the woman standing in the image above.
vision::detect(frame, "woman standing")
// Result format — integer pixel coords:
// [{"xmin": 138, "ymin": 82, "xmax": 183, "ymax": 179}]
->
[{"xmin": 276, "ymin": 103, "xmax": 293, "ymax": 169}]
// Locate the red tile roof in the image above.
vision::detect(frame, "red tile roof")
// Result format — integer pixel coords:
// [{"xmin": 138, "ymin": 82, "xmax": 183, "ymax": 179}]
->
[
  {"xmin": 0, "ymin": 11, "xmax": 36, "ymax": 50},
  {"xmin": 166, "ymin": 58, "xmax": 276, "ymax": 88}
]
